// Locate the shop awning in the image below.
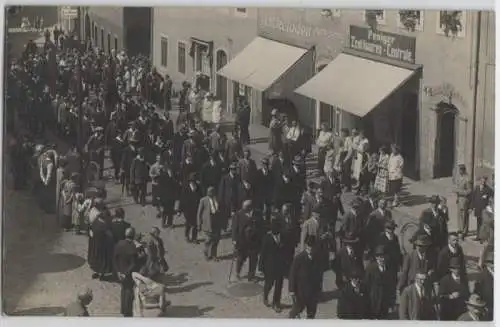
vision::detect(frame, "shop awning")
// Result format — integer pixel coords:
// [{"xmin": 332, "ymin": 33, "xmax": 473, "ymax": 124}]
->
[
  {"xmin": 217, "ymin": 37, "xmax": 308, "ymax": 91},
  {"xmin": 295, "ymin": 53, "xmax": 416, "ymax": 117}
]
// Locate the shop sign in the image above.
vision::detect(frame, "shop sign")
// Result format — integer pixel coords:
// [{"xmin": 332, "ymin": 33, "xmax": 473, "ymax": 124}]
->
[
  {"xmin": 349, "ymin": 25, "xmax": 416, "ymax": 64},
  {"xmin": 259, "ymin": 15, "xmax": 343, "ymax": 40}
]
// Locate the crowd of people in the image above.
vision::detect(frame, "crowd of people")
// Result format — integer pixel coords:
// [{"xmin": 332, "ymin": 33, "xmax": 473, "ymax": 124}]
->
[{"xmin": 6, "ymin": 26, "xmax": 494, "ymax": 321}]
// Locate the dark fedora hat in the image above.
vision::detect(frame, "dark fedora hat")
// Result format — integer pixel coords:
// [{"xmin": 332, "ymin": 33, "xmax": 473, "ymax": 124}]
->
[
  {"xmin": 414, "ymin": 234, "xmax": 432, "ymax": 247},
  {"xmin": 374, "ymin": 245, "xmax": 386, "ymax": 256}
]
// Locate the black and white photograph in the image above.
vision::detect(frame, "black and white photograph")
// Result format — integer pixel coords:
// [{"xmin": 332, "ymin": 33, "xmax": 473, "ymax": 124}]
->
[{"xmin": 2, "ymin": 5, "xmax": 495, "ymax": 321}]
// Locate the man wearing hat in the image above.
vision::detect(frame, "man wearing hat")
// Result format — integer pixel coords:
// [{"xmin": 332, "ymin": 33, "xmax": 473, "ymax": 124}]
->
[
  {"xmin": 436, "ymin": 232, "xmax": 467, "ymax": 281},
  {"xmin": 180, "ymin": 154, "xmax": 197, "ymax": 187},
  {"xmin": 179, "ymin": 173, "xmax": 202, "ymax": 242},
  {"xmin": 458, "ymin": 294, "xmax": 488, "ymax": 321},
  {"xmin": 208, "ymin": 124, "xmax": 226, "ymax": 154},
  {"xmin": 86, "ymin": 125, "xmax": 106, "ymax": 178},
  {"xmin": 454, "ymin": 164, "xmax": 471, "ymax": 240},
  {"xmin": 438, "ymin": 257, "xmax": 470, "ymax": 320},
  {"xmin": 236, "ymin": 98, "xmax": 251, "ymax": 146},
  {"xmin": 376, "ymin": 219, "xmax": 402, "ymax": 300},
  {"xmin": 232, "ymin": 200, "xmax": 263, "ymax": 281},
  {"xmin": 339, "ymin": 197, "xmax": 364, "ymax": 255},
  {"xmin": 364, "ymin": 246, "xmax": 395, "ymax": 319},
  {"xmin": 399, "ymin": 268, "xmax": 438, "ymax": 320},
  {"xmin": 130, "ymin": 147, "xmax": 148, "ymax": 206},
  {"xmin": 398, "ymin": 234, "xmax": 436, "ymax": 294},
  {"xmin": 110, "ymin": 208, "xmax": 131, "ymax": 244},
  {"xmin": 288, "ymin": 235, "xmax": 322, "ymax": 319},
  {"xmin": 259, "ymin": 217, "xmax": 287, "ymax": 312},
  {"xmin": 273, "ymin": 169, "xmax": 295, "ymax": 211},
  {"xmin": 470, "ymin": 175, "xmax": 494, "ymax": 241},
  {"xmin": 300, "ymin": 205, "xmax": 320, "ymax": 250},
  {"xmin": 218, "ymin": 162, "xmax": 241, "ymax": 233},
  {"xmin": 473, "ymin": 251, "xmax": 493, "ymax": 320},
  {"xmin": 201, "ymin": 152, "xmax": 223, "ymax": 195},
  {"xmin": 119, "ymin": 143, "xmax": 136, "ymax": 196},
  {"xmin": 364, "ymin": 198, "xmax": 392, "ymax": 256},
  {"xmin": 300, "ymin": 181, "xmax": 317, "ymax": 224},
  {"xmin": 337, "ymin": 267, "xmax": 370, "ymax": 319},
  {"xmin": 418, "ymin": 195, "xmax": 448, "ymax": 251},
  {"xmin": 197, "ymin": 186, "xmax": 222, "ymax": 259},
  {"xmin": 181, "ymin": 129, "xmax": 197, "ymax": 164},
  {"xmin": 255, "ymin": 157, "xmax": 274, "ymax": 224},
  {"xmin": 225, "ymin": 129, "xmax": 243, "ymax": 164},
  {"xmin": 334, "ymin": 233, "xmax": 364, "ymax": 289},
  {"xmin": 238, "ymin": 148, "xmax": 258, "ymax": 183}
]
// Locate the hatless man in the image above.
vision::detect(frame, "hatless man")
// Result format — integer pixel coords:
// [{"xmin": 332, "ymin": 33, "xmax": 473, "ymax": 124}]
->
[{"xmin": 454, "ymin": 164, "xmax": 471, "ymax": 240}]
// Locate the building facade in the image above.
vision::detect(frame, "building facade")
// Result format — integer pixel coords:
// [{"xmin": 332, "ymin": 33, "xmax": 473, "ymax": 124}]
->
[
  {"xmin": 82, "ymin": 7, "xmax": 152, "ymax": 56},
  {"xmin": 251, "ymin": 9, "xmax": 493, "ymax": 181},
  {"xmin": 151, "ymin": 7, "xmax": 258, "ymax": 114}
]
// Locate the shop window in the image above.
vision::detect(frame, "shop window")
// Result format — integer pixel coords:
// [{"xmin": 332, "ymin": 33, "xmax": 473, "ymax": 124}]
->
[
  {"xmin": 436, "ymin": 11, "xmax": 466, "ymax": 38},
  {"xmin": 236, "ymin": 8, "xmax": 247, "ymax": 14},
  {"xmin": 114, "ymin": 36, "xmax": 118, "ymax": 50},
  {"xmin": 178, "ymin": 42, "xmax": 186, "ymax": 74},
  {"xmin": 319, "ymin": 103, "xmax": 341, "ymax": 135},
  {"xmin": 160, "ymin": 36, "xmax": 168, "ymax": 67}
]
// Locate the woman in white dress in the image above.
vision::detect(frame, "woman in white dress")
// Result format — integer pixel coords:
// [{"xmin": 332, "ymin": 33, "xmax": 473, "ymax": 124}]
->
[
  {"xmin": 351, "ymin": 131, "xmax": 369, "ymax": 187},
  {"xmin": 323, "ymin": 142, "xmax": 336, "ymax": 176}
]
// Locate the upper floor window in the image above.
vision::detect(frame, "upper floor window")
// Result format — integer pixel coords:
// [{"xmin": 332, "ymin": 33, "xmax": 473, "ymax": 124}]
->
[
  {"xmin": 235, "ymin": 8, "xmax": 248, "ymax": 17},
  {"xmin": 397, "ymin": 10, "xmax": 425, "ymax": 32},
  {"xmin": 177, "ymin": 42, "xmax": 186, "ymax": 74},
  {"xmin": 161, "ymin": 36, "xmax": 168, "ymax": 67},
  {"xmin": 436, "ymin": 11, "xmax": 466, "ymax": 38},
  {"xmin": 364, "ymin": 9, "xmax": 386, "ymax": 26}
]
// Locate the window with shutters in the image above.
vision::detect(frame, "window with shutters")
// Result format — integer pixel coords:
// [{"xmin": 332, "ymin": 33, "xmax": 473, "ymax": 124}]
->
[
  {"xmin": 160, "ymin": 36, "xmax": 168, "ymax": 67},
  {"xmin": 178, "ymin": 41, "xmax": 186, "ymax": 74}
]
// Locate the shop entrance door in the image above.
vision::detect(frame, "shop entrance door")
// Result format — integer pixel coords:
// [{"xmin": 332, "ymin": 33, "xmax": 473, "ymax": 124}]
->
[
  {"xmin": 401, "ymin": 92, "xmax": 419, "ymax": 179},
  {"xmin": 434, "ymin": 102, "xmax": 457, "ymax": 178},
  {"xmin": 216, "ymin": 50, "xmax": 228, "ymax": 111}
]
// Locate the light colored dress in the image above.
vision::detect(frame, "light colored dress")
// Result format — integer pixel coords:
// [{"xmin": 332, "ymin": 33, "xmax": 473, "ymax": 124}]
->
[
  {"xmin": 374, "ymin": 153, "xmax": 389, "ymax": 193},
  {"xmin": 212, "ymin": 100, "xmax": 222, "ymax": 124},
  {"xmin": 352, "ymin": 138, "xmax": 369, "ymax": 182},
  {"xmin": 323, "ymin": 148, "xmax": 336, "ymax": 175}
]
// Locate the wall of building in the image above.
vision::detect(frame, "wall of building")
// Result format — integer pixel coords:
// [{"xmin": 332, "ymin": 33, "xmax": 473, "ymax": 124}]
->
[
  {"xmin": 86, "ymin": 7, "xmax": 124, "ymax": 52},
  {"xmin": 152, "ymin": 7, "xmax": 258, "ymax": 112},
  {"xmin": 257, "ymin": 8, "xmax": 480, "ymax": 180},
  {"xmin": 474, "ymin": 11, "xmax": 495, "ymax": 179}
]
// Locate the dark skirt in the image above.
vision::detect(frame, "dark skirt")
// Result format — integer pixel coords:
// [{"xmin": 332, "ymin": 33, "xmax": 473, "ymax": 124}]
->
[{"xmin": 87, "ymin": 220, "xmax": 113, "ymax": 274}]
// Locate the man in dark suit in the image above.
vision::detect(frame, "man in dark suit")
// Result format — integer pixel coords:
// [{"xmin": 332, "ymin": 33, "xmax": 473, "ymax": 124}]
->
[
  {"xmin": 218, "ymin": 163, "xmax": 241, "ymax": 233},
  {"xmin": 337, "ymin": 268, "xmax": 370, "ymax": 319},
  {"xmin": 319, "ymin": 170, "xmax": 343, "ymax": 206},
  {"xmin": 289, "ymin": 156, "xmax": 306, "ymax": 213},
  {"xmin": 238, "ymin": 148, "xmax": 257, "ymax": 183},
  {"xmin": 339, "ymin": 197, "xmax": 364, "ymax": 255},
  {"xmin": 259, "ymin": 218, "xmax": 287, "ymax": 312},
  {"xmin": 473, "ymin": 252, "xmax": 493, "ymax": 320},
  {"xmin": 470, "ymin": 176, "xmax": 494, "ymax": 240},
  {"xmin": 288, "ymin": 235, "xmax": 322, "ymax": 319},
  {"xmin": 113, "ymin": 228, "xmax": 139, "ymax": 317},
  {"xmin": 200, "ymin": 152, "xmax": 222, "ymax": 194},
  {"xmin": 237, "ymin": 179, "xmax": 256, "ymax": 208},
  {"xmin": 334, "ymin": 234, "xmax": 365, "ymax": 289},
  {"xmin": 236, "ymin": 100, "xmax": 251, "ymax": 145},
  {"xmin": 255, "ymin": 157, "xmax": 274, "ymax": 224},
  {"xmin": 436, "ymin": 232, "xmax": 467, "ymax": 281},
  {"xmin": 130, "ymin": 148, "xmax": 148, "ymax": 206},
  {"xmin": 65, "ymin": 288, "xmax": 93, "ymax": 316},
  {"xmin": 180, "ymin": 174, "xmax": 202, "ymax": 243},
  {"xmin": 376, "ymin": 220, "xmax": 402, "ymax": 306},
  {"xmin": 110, "ymin": 208, "xmax": 131, "ymax": 244},
  {"xmin": 160, "ymin": 164, "xmax": 179, "ymax": 228},
  {"xmin": 419, "ymin": 195, "xmax": 448, "ymax": 251},
  {"xmin": 363, "ymin": 246, "xmax": 396, "ymax": 319},
  {"xmin": 364, "ymin": 198, "xmax": 392, "ymax": 256},
  {"xmin": 438, "ymin": 258, "xmax": 470, "ymax": 321},
  {"xmin": 398, "ymin": 234, "xmax": 436, "ymax": 294},
  {"xmin": 300, "ymin": 181, "xmax": 317, "ymax": 223},
  {"xmin": 197, "ymin": 186, "xmax": 222, "ymax": 260},
  {"xmin": 232, "ymin": 200, "xmax": 263, "ymax": 281}
]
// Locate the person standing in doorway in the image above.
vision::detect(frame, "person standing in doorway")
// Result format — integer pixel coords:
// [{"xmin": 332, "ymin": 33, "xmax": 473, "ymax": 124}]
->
[{"xmin": 454, "ymin": 164, "xmax": 471, "ymax": 240}]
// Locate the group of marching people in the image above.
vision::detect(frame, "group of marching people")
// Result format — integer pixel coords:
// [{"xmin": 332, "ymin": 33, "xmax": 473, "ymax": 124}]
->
[{"xmin": 7, "ymin": 30, "xmax": 494, "ymax": 320}]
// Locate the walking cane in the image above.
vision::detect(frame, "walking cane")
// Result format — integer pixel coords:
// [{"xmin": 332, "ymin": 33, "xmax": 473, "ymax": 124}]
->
[{"xmin": 227, "ymin": 255, "xmax": 235, "ymax": 283}]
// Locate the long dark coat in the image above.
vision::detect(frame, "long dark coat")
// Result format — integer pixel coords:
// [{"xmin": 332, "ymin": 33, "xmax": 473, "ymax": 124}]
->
[
  {"xmin": 159, "ymin": 171, "xmax": 178, "ymax": 214},
  {"xmin": 218, "ymin": 173, "xmax": 241, "ymax": 216},
  {"xmin": 337, "ymin": 282, "xmax": 370, "ymax": 319},
  {"xmin": 110, "ymin": 219, "xmax": 131, "ymax": 244},
  {"xmin": 255, "ymin": 168, "xmax": 274, "ymax": 208},
  {"xmin": 180, "ymin": 184, "xmax": 202, "ymax": 224},
  {"xmin": 436, "ymin": 245, "xmax": 467, "ymax": 281},
  {"xmin": 200, "ymin": 161, "xmax": 222, "ymax": 192},
  {"xmin": 438, "ymin": 274, "xmax": 470, "ymax": 321},
  {"xmin": 288, "ymin": 251, "xmax": 322, "ymax": 301},
  {"xmin": 364, "ymin": 262, "xmax": 395, "ymax": 318},
  {"xmin": 87, "ymin": 218, "xmax": 113, "ymax": 274},
  {"xmin": 473, "ymin": 269, "xmax": 494, "ymax": 319},
  {"xmin": 259, "ymin": 231, "xmax": 288, "ymax": 279},
  {"xmin": 334, "ymin": 247, "xmax": 365, "ymax": 288}
]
